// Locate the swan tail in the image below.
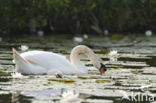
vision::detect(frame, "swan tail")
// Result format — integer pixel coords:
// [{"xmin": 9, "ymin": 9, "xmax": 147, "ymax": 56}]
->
[{"xmin": 12, "ymin": 48, "xmax": 27, "ymax": 64}]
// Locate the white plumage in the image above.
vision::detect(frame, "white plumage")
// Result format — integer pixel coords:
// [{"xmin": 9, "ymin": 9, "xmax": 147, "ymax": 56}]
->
[{"xmin": 13, "ymin": 45, "xmax": 104, "ymax": 75}]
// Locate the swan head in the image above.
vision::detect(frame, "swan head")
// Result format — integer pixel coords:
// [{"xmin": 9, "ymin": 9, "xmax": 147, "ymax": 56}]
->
[{"xmin": 99, "ymin": 63, "xmax": 107, "ymax": 74}]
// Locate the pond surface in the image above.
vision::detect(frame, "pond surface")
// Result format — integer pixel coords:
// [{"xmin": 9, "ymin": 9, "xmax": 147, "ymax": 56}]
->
[{"xmin": 0, "ymin": 35, "xmax": 156, "ymax": 103}]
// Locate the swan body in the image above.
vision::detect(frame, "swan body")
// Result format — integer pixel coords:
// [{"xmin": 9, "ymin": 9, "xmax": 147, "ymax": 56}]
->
[{"xmin": 13, "ymin": 45, "xmax": 106, "ymax": 75}]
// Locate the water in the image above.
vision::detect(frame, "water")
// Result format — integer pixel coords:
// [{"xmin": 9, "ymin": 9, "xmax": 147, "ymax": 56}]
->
[{"xmin": 0, "ymin": 35, "xmax": 156, "ymax": 103}]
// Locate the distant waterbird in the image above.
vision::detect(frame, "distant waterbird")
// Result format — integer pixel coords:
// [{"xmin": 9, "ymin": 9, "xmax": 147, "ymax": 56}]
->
[{"xmin": 73, "ymin": 34, "xmax": 88, "ymax": 43}]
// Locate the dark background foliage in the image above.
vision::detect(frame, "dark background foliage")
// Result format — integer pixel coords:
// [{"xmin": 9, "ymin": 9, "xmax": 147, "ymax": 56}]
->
[{"xmin": 0, "ymin": 0, "xmax": 155, "ymax": 36}]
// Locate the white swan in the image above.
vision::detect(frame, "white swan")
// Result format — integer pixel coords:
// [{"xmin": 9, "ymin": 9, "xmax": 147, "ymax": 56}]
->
[{"xmin": 12, "ymin": 45, "xmax": 106, "ymax": 75}]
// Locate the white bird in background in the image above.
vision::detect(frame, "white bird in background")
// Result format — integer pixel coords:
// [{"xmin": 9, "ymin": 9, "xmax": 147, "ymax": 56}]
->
[
  {"xmin": 60, "ymin": 90, "xmax": 81, "ymax": 103},
  {"xmin": 73, "ymin": 34, "xmax": 88, "ymax": 43},
  {"xmin": 12, "ymin": 45, "xmax": 107, "ymax": 75},
  {"xmin": 19, "ymin": 45, "xmax": 29, "ymax": 51},
  {"xmin": 145, "ymin": 30, "xmax": 152, "ymax": 37},
  {"xmin": 73, "ymin": 37, "xmax": 83, "ymax": 43}
]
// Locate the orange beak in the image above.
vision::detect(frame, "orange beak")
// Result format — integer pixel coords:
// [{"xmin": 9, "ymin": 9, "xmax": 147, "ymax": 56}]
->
[
  {"xmin": 99, "ymin": 63, "xmax": 107, "ymax": 75},
  {"xmin": 99, "ymin": 68, "xmax": 105, "ymax": 74}
]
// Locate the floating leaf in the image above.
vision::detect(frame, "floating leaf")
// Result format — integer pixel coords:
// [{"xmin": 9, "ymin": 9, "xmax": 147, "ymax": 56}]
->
[
  {"xmin": 110, "ymin": 34, "xmax": 123, "ymax": 40},
  {"xmin": 96, "ymin": 79, "xmax": 111, "ymax": 83},
  {"xmin": 90, "ymin": 76, "xmax": 100, "ymax": 79},
  {"xmin": 114, "ymin": 81, "xmax": 122, "ymax": 86},
  {"xmin": 95, "ymin": 50, "xmax": 109, "ymax": 54},
  {"xmin": 0, "ymin": 72, "xmax": 11, "ymax": 76},
  {"xmin": 78, "ymin": 75, "xmax": 100, "ymax": 79},
  {"xmin": 29, "ymin": 75, "xmax": 35, "ymax": 79},
  {"xmin": 78, "ymin": 76, "xmax": 88, "ymax": 79},
  {"xmin": 48, "ymin": 79, "xmax": 75, "ymax": 83}
]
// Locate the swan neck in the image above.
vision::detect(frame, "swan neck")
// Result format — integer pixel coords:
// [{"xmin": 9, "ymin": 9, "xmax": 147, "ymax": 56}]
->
[{"xmin": 70, "ymin": 45, "xmax": 101, "ymax": 73}]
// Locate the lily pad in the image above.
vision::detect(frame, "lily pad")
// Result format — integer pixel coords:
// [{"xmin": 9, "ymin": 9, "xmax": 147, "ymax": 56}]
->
[
  {"xmin": 48, "ymin": 78, "xmax": 75, "ymax": 83},
  {"xmin": 0, "ymin": 72, "xmax": 11, "ymax": 76},
  {"xmin": 96, "ymin": 79, "xmax": 111, "ymax": 83},
  {"xmin": 95, "ymin": 50, "xmax": 109, "ymax": 54},
  {"xmin": 114, "ymin": 81, "xmax": 122, "ymax": 86},
  {"xmin": 110, "ymin": 34, "xmax": 123, "ymax": 40}
]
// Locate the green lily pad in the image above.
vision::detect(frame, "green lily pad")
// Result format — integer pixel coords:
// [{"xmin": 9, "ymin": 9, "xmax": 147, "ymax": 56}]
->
[
  {"xmin": 78, "ymin": 76, "xmax": 88, "ymax": 79},
  {"xmin": 114, "ymin": 81, "xmax": 122, "ymax": 86},
  {"xmin": 110, "ymin": 34, "xmax": 123, "ymax": 40},
  {"xmin": 95, "ymin": 50, "xmax": 109, "ymax": 54},
  {"xmin": 96, "ymin": 79, "xmax": 111, "ymax": 83},
  {"xmin": 48, "ymin": 78, "xmax": 75, "ymax": 83},
  {"xmin": 0, "ymin": 72, "xmax": 11, "ymax": 76}
]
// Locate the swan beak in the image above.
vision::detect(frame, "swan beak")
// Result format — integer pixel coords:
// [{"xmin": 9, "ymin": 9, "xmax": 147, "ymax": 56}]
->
[{"xmin": 99, "ymin": 63, "xmax": 107, "ymax": 75}]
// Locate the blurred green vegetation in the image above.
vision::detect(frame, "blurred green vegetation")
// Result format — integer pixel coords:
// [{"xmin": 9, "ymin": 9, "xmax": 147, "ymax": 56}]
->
[{"xmin": 0, "ymin": 0, "xmax": 155, "ymax": 36}]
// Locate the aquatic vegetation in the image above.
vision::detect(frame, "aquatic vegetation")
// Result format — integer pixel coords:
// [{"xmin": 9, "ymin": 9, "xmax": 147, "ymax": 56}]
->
[
  {"xmin": 145, "ymin": 30, "xmax": 152, "ymax": 37},
  {"xmin": 96, "ymin": 79, "xmax": 111, "ymax": 83},
  {"xmin": 48, "ymin": 79, "xmax": 75, "ymax": 83},
  {"xmin": 114, "ymin": 81, "xmax": 122, "ymax": 86},
  {"xmin": 108, "ymin": 50, "xmax": 118, "ymax": 56},
  {"xmin": 61, "ymin": 90, "xmax": 81, "ymax": 103},
  {"xmin": 108, "ymin": 50, "xmax": 118, "ymax": 62},
  {"xmin": 18, "ymin": 45, "xmax": 29, "ymax": 51},
  {"xmin": 77, "ymin": 76, "xmax": 88, "ymax": 79},
  {"xmin": 0, "ymin": 72, "xmax": 10, "ymax": 76},
  {"xmin": 95, "ymin": 50, "xmax": 109, "ymax": 54},
  {"xmin": 77, "ymin": 75, "xmax": 101, "ymax": 79},
  {"xmin": 11, "ymin": 72, "xmax": 24, "ymax": 78},
  {"xmin": 140, "ymin": 85, "xmax": 153, "ymax": 91},
  {"xmin": 110, "ymin": 35, "xmax": 123, "ymax": 40}
]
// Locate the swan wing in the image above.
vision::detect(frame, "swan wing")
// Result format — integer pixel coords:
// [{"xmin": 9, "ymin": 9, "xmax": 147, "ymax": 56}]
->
[{"xmin": 20, "ymin": 51, "xmax": 78, "ymax": 74}]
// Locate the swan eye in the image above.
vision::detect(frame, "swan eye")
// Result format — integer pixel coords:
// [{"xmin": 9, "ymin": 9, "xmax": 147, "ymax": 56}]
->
[{"xmin": 99, "ymin": 63, "xmax": 107, "ymax": 74}]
